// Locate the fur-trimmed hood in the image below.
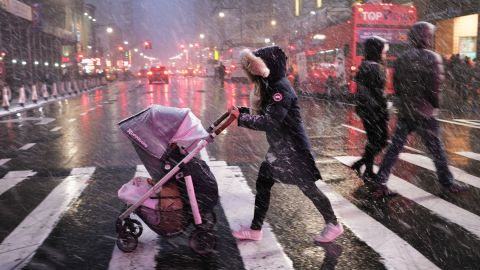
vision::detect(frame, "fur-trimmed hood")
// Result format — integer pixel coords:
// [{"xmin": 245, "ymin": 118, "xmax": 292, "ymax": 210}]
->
[{"xmin": 240, "ymin": 45, "xmax": 287, "ymax": 84}]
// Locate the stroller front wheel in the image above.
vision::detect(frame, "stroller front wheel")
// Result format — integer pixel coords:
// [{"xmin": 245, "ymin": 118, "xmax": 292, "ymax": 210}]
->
[
  {"xmin": 117, "ymin": 217, "xmax": 143, "ymax": 238},
  {"xmin": 116, "ymin": 232, "xmax": 138, "ymax": 253},
  {"xmin": 189, "ymin": 228, "xmax": 217, "ymax": 255}
]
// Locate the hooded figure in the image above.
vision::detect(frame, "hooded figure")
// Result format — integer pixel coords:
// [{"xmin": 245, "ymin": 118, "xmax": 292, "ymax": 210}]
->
[
  {"xmin": 373, "ymin": 22, "xmax": 467, "ymax": 196},
  {"xmin": 351, "ymin": 36, "xmax": 389, "ymax": 180},
  {"xmin": 229, "ymin": 46, "xmax": 343, "ymax": 243},
  {"xmin": 393, "ymin": 21, "xmax": 443, "ymax": 120}
]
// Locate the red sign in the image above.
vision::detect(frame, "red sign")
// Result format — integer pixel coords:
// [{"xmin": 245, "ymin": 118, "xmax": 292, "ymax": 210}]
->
[{"xmin": 354, "ymin": 4, "xmax": 416, "ymax": 26}]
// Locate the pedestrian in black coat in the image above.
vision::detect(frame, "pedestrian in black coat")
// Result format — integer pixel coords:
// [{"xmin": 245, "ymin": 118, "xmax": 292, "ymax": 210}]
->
[
  {"xmin": 351, "ymin": 36, "xmax": 389, "ymax": 181},
  {"xmin": 229, "ymin": 46, "xmax": 343, "ymax": 243},
  {"xmin": 373, "ymin": 22, "xmax": 468, "ymax": 196}
]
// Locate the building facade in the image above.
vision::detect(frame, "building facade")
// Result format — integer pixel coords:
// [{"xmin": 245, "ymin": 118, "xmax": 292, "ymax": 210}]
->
[{"xmin": 0, "ymin": 0, "xmax": 96, "ymax": 89}]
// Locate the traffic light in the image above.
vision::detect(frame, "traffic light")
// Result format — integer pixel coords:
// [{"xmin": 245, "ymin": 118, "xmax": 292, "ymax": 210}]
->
[
  {"xmin": 117, "ymin": 46, "xmax": 124, "ymax": 52},
  {"xmin": 144, "ymin": 41, "xmax": 152, "ymax": 49}
]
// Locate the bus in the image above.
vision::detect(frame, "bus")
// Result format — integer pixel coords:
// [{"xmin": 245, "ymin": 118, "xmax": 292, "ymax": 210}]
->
[{"xmin": 289, "ymin": 3, "xmax": 417, "ymax": 97}]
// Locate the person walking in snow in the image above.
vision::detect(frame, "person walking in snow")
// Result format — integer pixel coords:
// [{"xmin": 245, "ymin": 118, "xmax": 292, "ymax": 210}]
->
[{"xmin": 229, "ymin": 46, "xmax": 344, "ymax": 243}]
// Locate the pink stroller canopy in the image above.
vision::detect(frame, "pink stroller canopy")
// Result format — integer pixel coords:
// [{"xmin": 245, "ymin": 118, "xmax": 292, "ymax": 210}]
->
[{"xmin": 119, "ymin": 105, "xmax": 209, "ymax": 159}]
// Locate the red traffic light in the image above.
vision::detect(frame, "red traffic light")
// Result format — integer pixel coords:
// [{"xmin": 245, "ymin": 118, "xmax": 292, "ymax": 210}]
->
[
  {"xmin": 0, "ymin": 51, "xmax": 6, "ymax": 57},
  {"xmin": 118, "ymin": 46, "xmax": 124, "ymax": 51},
  {"xmin": 144, "ymin": 41, "xmax": 152, "ymax": 49}
]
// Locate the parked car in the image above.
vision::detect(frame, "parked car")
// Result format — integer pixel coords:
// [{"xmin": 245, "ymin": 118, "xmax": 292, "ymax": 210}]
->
[{"xmin": 147, "ymin": 66, "xmax": 169, "ymax": 84}]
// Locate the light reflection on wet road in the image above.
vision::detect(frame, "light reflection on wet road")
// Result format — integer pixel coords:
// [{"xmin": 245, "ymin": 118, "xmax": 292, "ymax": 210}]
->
[{"xmin": 0, "ymin": 78, "xmax": 479, "ymax": 269}]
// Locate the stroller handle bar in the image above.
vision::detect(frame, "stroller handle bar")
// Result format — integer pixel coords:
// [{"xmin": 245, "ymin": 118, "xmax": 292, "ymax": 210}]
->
[{"xmin": 207, "ymin": 111, "xmax": 238, "ymax": 136}]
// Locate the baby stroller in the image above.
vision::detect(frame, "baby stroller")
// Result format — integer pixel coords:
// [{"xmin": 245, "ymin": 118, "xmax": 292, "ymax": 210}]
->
[{"xmin": 115, "ymin": 105, "xmax": 237, "ymax": 254}]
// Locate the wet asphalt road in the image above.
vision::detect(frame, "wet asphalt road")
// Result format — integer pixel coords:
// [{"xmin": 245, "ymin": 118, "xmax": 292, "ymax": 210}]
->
[{"xmin": 0, "ymin": 78, "xmax": 479, "ymax": 269}]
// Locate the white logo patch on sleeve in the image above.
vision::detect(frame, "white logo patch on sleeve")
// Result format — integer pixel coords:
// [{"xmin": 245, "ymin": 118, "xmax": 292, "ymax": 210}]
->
[{"xmin": 273, "ymin": 93, "xmax": 283, "ymax": 102}]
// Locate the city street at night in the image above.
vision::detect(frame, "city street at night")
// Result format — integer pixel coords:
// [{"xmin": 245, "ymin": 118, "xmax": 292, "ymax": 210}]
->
[
  {"xmin": 1, "ymin": 0, "xmax": 480, "ymax": 269},
  {"xmin": 1, "ymin": 77, "xmax": 480, "ymax": 269}
]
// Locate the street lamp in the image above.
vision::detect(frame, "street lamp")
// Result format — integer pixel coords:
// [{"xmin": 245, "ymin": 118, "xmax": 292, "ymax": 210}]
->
[
  {"xmin": 219, "ymin": 12, "xmax": 225, "ymax": 18},
  {"xmin": 124, "ymin": 41, "xmax": 129, "ymax": 45},
  {"xmin": 271, "ymin": 20, "xmax": 277, "ymax": 26},
  {"xmin": 200, "ymin": 33, "xmax": 205, "ymax": 39},
  {"xmin": 106, "ymin": 27, "xmax": 113, "ymax": 33}
]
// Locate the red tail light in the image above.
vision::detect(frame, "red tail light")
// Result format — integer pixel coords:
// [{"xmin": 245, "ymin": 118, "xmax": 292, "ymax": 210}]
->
[
  {"xmin": 164, "ymin": 71, "xmax": 168, "ymax": 75},
  {"xmin": 147, "ymin": 71, "xmax": 153, "ymax": 76},
  {"xmin": 137, "ymin": 72, "xmax": 141, "ymax": 76}
]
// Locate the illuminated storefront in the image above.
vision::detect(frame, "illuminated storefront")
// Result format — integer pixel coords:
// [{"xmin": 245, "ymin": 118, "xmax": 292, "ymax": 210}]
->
[
  {"xmin": 423, "ymin": 0, "xmax": 479, "ymax": 59},
  {"xmin": 435, "ymin": 14, "xmax": 478, "ymax": 59}
]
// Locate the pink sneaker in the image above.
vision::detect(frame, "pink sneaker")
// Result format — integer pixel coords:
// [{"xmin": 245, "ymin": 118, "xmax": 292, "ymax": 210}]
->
[
  {"xmin": 314, "ymin": 223, "xmax": 344, "ymax": 243},
  {"xmin": 232, "ymin": 228, "xmax": 263, "ymax": 241}
]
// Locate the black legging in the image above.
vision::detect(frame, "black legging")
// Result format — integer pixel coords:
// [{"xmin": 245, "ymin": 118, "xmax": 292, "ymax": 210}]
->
[
  {"xmin": 355, "ymin": 115, "xmax": 388, "ymax": 175},
  {"xmin": 250, "ymin": 162, "xmax": 337, "ymax": 230}
]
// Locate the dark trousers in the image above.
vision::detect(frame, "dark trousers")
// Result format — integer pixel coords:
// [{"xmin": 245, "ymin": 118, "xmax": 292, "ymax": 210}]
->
[
  {"xmin": 376, "ymin": 117, "xmax": 454, "ymax": 186},
  {"xmin": 250, "ymin": 162, "xmax": 337, "ymax": 230},
  {"xmin": 355, "ymin": 116, "xmax": 388, "ymax": 175}
]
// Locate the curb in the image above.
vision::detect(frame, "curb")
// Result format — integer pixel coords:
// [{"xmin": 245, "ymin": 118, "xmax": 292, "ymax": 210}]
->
[{"xmin": 0, "ymin": 85, "xmax": 105, "ymax": 118}]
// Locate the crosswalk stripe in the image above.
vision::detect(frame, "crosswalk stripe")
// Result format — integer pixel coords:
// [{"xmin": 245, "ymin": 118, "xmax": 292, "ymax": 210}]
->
[
  {"xmin": 315, "ymin": 179, "xmax": 440, "ymax": 270},
  {"xmin": 203, "ymin": 149, "xmax": 295, "ymax": 270},
  {"xmin": 335, "ymin": 156, "xmax": 480, "ymax": 240},
  {"xmin": 18, "ymin": 143, "xmax": 35, "ymax": 151},
  {"xmin": 455, "ymin": 151, "xmax": 480, "ymax": 162},
  {"xmin": 399, "ymin": 153, "xmax": 480, "ymax": 189},
  {"xmin": 437, "ymin": 118, "xmax": 480, "ymax": 129},
  {"xmin": 341, "ymin": 124, "xmax": 424, "ymax": 154},
  {"xmin": 452, "ymin": 119, "xmax": 480, "ymax": 126},
  {"xmin": 107, "ymin": 165, "xmax": 159, "ymax": 270},
  {"xmin": 68, "ymin": 118, "xmax": 76, "ymax": 122},
  {"xmin": 0, "ymin": 167, "xmax": 95, "ymax": 270},
  {"xmin": 50, "ymin": 126, "xmax": 62, "ymax": 132},
  {"xmin": 0, "ymin": 170, "xmax": 37, "ymax": 196},
  {"xmin": 0, "ymin": 158, "xmax": 11, "ymax": 166}
]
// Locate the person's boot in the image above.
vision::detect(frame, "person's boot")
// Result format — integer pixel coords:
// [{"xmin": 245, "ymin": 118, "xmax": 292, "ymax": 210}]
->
[
  {"xmin": 371, "ymin": 182, "xmax": 398, "ymax": 197},
  {"xmin": 362, "ymin": 170, "xmax": 376, "ymax": 184},
  {"xmin": 441, "ymin": 180, "xmax": 468, "ymax": 193},
  {"xmin": 232, "ymin": 227, "xmax": 263, "ymax": 241},
  {"xmin": 314, "ymin": 223, "xmax": 344, "ymax": 243},
  {"xmin": 351, "ymin": 159, "xmax": 364, "ymax": 177}
]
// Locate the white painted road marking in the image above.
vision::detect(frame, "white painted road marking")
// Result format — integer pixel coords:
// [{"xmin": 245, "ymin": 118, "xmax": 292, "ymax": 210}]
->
[
  {"xmin": 452, "ymin": 119, "xmax": 480, "ymax": 127},
  {"xmin": 315, "ymin": 179, "xmax": 440, "ymax": 270},
  {"xmin": 50, "ymin": 126, "xmax": 62, "ymax": 132},
  {"xmin": 437, "ymin": 118, "xmax": 480, "ymax": 129},
  {"xmin": 0, "ymin": 158, "xmax": 11, "ymax": 166},
  {"xmin": 336, "ymin": 156, "xmax": 480, "ymax": 240},
  {"xmin": 399, "ymin": 153, "xmax": 480, "ymax": 189},
  {"xmin": 455, "ymin": 151, "xmax": 480, "ymax": 162},
  {"xmin": 0, "ymin": 170, "xmax": 37, "ymax": 196},
  {"xmin": 342, "ymin": 124, "xmax": 425, "ymax": 154},
  {"xmin": 206, "ymin": 159, "xmax": 295, "ymax": 270},
  {"xmin": 0, "ymin": 117, "xmax": 55, "ymax": 125},
  {"xmin": 34, "ymin": 118, "xmax": 56, "ymax": 125},
  {"xmin": 19, "ymin": 143, "xmax": 35, "ymax": 151},
  {"xmin": 68, "ymin": 118, "xmax": 77, "ymax": 122},
  {"xmin": 108, "ymin": 165, "xmax": 159, "ymax": 270},
  {"xmin": 0, "ymin": 167, "xmax": 95, "ymax": 270}
]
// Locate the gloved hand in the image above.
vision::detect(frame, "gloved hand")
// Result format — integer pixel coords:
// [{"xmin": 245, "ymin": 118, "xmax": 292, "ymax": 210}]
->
[{"xmin": 238, "ymin": 107, "xmax": 250, "ymax": 114}]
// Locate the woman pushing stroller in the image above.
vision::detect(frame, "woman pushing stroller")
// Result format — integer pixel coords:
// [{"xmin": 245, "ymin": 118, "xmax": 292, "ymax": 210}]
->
[{"xmin": 229, "ymin": 45, "xmax": 343, "ymax": 243}]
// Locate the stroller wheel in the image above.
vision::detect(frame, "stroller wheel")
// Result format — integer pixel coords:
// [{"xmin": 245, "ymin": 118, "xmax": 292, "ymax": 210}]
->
[
  {"xmin": 117, "ymin": 217, "xmax": 143, "ymax": 238},
  {"xmin": 125, "ymin": 219, "xmax": 143, "ymax": 238},
  {"xmin": 189, "ymin": 229, "xmax": 217, "ymax": 255},
  {"xmin": 199, "ymin": 211, "xmax": 217, "ymax": 230},
  {"xmin": 116, "ymin": 232, "xmax": 138, "ymax": 253}
]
